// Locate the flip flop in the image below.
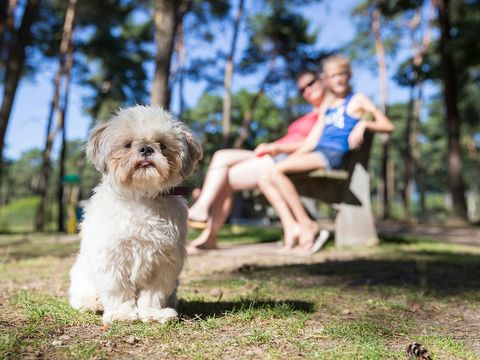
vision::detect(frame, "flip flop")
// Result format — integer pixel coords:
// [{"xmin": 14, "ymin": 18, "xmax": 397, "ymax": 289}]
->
[
  {"xmin": 187, "ymin": 218, "xmax": 208, "ymax": 230},
  {"xmin": 308, "ymin": 229, "xmax": 330, "ymax": 255}
]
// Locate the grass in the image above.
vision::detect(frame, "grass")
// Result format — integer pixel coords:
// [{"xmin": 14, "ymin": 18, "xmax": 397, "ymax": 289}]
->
[
  {"xmin": 0, "ymin": 197, "xmax": 58, "ymax": 233},
  {"xmin": 189, "ymin": 224, "xmax": 282, "ymax": 245},
  {"xmin": 1, "ymin": 226, "xmax": 479, "ymax": 359},
  {"xmin": 0, "ymin": 197, "xmax": 40, "ymax": 233}
]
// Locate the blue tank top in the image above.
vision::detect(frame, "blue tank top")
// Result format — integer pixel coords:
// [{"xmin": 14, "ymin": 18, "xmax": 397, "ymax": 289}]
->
[{"xmin": 317, "ymin": 92, "xmax": 360, "ymax": 153}]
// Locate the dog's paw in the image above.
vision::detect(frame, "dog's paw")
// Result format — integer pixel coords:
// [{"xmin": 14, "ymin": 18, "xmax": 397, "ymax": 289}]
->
[
  {"xmin": 103, "ymin": 309, "xmax": 138, "ymax": 323},
  {"xmin": 70, "ymin": 296, "xmax": 103, "ymax": 313},
  {"xmin": 139, "ymin": 307, "xmax": 178, "ymax": 323}
]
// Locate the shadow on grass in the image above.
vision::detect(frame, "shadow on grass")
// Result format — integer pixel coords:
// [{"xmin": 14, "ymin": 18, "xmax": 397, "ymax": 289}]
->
[
  {"xmin": 0, "ymin": 238, "xmax": 79, "ymax": 262},
  {"xmin": 230, "ymin": 250, "xmax": 480, "ymax": 298},
  {"xmin": 179, "ymin": 298, "xmax": 314, "ymax": 319}
]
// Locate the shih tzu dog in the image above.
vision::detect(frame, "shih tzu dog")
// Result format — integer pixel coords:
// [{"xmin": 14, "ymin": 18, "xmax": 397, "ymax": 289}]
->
[{"xmin": 69, "ymin": 105, "xmax": 202, "ymax": 323}]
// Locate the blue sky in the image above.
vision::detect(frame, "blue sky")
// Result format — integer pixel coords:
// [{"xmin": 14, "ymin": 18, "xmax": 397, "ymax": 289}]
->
[{"xmin": 4, "ymin": 0, "xmax": 435, "ymax": 160}]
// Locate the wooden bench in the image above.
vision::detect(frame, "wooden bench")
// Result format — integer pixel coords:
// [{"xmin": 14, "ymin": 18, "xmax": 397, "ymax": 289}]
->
[{"xmin": 288, "ymin": 131, "xmax": 378, "ymax": 247}]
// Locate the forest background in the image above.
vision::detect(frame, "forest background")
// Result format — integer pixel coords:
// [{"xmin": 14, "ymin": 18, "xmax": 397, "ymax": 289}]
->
[{"xmin": 0, "ymin": 0, "xmax": 479, "ymax": 233}]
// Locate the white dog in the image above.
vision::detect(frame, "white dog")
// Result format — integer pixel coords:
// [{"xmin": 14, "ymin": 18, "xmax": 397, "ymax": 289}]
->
[{"xmin": 69, "ymin": 106, "xmax": 202, "ymax": 323}]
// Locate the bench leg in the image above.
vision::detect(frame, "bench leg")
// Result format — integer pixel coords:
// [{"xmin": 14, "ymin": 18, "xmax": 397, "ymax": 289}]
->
[{"xmin": 335, "ymin": 164, "xmax": 378, "ymax": 247}]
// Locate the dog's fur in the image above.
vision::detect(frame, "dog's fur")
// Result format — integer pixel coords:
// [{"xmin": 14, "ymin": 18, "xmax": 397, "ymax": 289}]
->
[{"xmin": 68, "ymin": 106, "xmax": 202, "ymax": 323}]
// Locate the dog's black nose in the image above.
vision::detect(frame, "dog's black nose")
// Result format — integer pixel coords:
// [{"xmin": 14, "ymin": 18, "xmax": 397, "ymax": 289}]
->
[{"xmin": 139, "ymin": 145, "xmax": 154, "ymax": 156}]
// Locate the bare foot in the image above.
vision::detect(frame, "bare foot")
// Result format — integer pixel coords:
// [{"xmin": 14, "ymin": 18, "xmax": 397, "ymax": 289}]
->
[
  {"xmin": 275, "ymin": 246, "xmax": 296, "ymax": 255},
  {"xmin": 293, "ymin": 229, "xmax": 330, "ymax": 257},
  {"xmin": 279, "ymin": 223, "xmax": 301, "ymax": 250},
  {"xmin": 188, "ymin": 205, "xmax": 209, "ymax": 224},
  {"xmin": 188, "ymin": 237, "xmax": 218, "ymax": 255},
  {"xmin": 299, "ymin": 222, "xmax": 320, "ymax": 251}
]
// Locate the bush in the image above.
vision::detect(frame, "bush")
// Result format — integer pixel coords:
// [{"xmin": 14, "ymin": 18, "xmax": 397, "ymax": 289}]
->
[{"xmin": 0, "ymin": 197, "xmax": 41, "ymax": 233}]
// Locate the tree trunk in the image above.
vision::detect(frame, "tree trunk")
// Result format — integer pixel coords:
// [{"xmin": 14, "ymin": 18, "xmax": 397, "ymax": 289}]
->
[
  {"xmin": 435, "ymin": 0, "xmax": 468, "ymax": 221},
  {"xmin": 175, "ymin": 22, "xmax": 186, "ymax": 115},
  {"xmin": 222, "ymin": 0, "xmax": 244, "ymax": 147},
  {"xmin": 0, "ymin": 0, "xmax": 39, "ymax": 186},
  {"xmin": 57, "ymin": 127, "xmax": 67, "ymax": 232},
  {"xmin": 56, "ymin": 39, "xmax": 74, "ymax": 233},
  {"xmin": 403, "ymin": 6, "xmax": 431, "ymax": 221},
  {"xmin": 371, "ymin": 6, "xmax": 392, "ymax": 220},
  {"xmin": 0, "ymin": 0, "xmax": 18, "ymax": 62},
  {"xmin": 233, "ymin": 89, "xmax": 264, "ymax": 149},
  {"xmin": 151, "ymin": 0, "xmax": 181, "ymax": 109},
  {"xmin": 35, "ymin": 94, "xmax": 56, "ymax": 231},
  {"xmin": 403, "ymin": 84, "xmax": 415, "ymax": 220},
  {"xmin": 411, "ymin": 84, "xmax": 423, "ymax": 216},
  {"xmin": 0, "ymin": 1, "xmax": 8, "ymax": 47},
  {"xmin": 35, "ymin": 0, "xmax": 77, "ymax": 231},
  {"xmin": 417, "ymin": 171, "xmax": 427, "ymax": 221},
  {"xmin": 233, "ymin": 64, "xmax": 273, "ymax": 149},
  {"xmin": 372, "ymin": 8, "xmax": 388, "ymax": 113}
]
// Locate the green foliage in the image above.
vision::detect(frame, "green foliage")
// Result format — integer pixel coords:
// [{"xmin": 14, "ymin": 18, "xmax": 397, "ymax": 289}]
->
[
  {"xmin": 348, "ymin": 0, "xmax": 408, "ymax": 71},
  {"xmin": 183, "ymin": 89, "xmax": 284, "ymax": 177},
  {"xmin": 76, "ymin": 1, "xmax": 152, "ymax": 121},
  {"xmin": 1, "ymin": 149, "xmax": 42, "ymax": 200},
  {"xmin": 63, "ymin": 140, "xmax": 100, "ymax": 199},
  {"xmin": 241, "ymin": 1, "xmax": 319, "ymax": 78},
  {"xmin": 0, "ymin": 197, "xmax": 40, "ymax": 233},
  {"xmin": 0, "ymin": 139, "xmax": 100, "ymax": 232},
  {"xmin": 2, "ymin": 0, "xmax": 479, "ymax": 224}
]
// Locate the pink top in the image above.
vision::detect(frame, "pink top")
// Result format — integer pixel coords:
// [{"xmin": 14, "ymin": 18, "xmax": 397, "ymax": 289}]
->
[{"xmin": 275, "ymin": 111, "xmax": 318, "ymax": 145}]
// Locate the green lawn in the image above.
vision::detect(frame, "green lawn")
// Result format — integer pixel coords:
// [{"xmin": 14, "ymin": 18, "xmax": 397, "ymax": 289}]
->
[{"xmin": 1, "ymin": 226, "xmax": 479, "ymax": 359}]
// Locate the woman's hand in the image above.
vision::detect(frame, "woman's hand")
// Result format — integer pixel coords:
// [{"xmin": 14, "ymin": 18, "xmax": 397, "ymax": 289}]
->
[
  {"xmin": 254, "ymin": 143, "xmax": 278, "ymax": 157},
  {"xmin": 348, "ymin": 121, "xmax": 366, "ymax": 149}
]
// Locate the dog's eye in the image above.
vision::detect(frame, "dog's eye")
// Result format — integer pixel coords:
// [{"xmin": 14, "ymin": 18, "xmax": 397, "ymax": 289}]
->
[
  {"xmin": 124, "ymin": 142, "xmax": 132, "ymax": 149},
  {"xmin": 157, "ymin": 142, "xmax": 167, "ymax": 150}
]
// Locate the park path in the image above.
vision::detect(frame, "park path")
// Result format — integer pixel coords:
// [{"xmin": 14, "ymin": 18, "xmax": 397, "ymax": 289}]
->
[
  {"xmin": 183, "ymin": 241, "xmax": 373, "ymax": 279},
  {"xmin": 182, "ymin": 220, "xmax": 480, "ymax": 279},
  {"xmin": 376, "ymin": 220, "xmax": 480, "ymax": 247}
]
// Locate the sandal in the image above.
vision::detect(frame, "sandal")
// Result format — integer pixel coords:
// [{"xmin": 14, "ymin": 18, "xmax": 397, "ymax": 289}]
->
[
  {"xmin": 187, "ymin": 217, "xmax": 208, "ymax": 230},
  {"xmin": 308, "ymin": 229, "xmax": 330, "ymax": 255}
]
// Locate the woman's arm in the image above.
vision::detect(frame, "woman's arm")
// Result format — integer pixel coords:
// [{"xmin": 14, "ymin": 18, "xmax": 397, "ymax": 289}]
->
[
  {"xmin": 273, "ymin": 141, "xmax": 306, "ymax": 154},
  {"xmin": 353, "ymin": 93, "xmax": 395, "ymax": 133},
  {"xmin": 292, "ymin": 113, "xmax": 325, "ymax": 155},
  {"xmin": 347, "ymin": 93, "xmax": 395, "ymax": 149},
  {"xmin": 254, "ymin": 141, "xmax": 305, "ymax": 157},
  {"xmin": 291, "ymin": 93, "xmax": 336, "ymax": 155}
]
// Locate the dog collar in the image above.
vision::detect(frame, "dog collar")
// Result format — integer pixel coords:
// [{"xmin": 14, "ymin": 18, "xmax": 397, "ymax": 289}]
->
[{"xmin": 162, "ymin": 186, "xmax": 188, "ymax": 196}]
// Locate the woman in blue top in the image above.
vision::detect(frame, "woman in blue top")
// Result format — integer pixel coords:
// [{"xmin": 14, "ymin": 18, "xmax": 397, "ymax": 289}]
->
[{"xmin": 258, "ymin": 55, "xmax": 395, "ymax": 255}]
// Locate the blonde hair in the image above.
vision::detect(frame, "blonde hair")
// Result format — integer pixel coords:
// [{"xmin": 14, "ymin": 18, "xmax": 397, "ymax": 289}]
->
[{"xmin": 322, "ymin": 55, "xmax": 351, "ymax": 75}]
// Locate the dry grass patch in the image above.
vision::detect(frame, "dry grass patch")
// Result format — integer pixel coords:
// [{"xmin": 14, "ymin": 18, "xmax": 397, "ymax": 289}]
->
[{"xmin": 1, "ymin": 228, "xmax": 479, "ymax": 359}]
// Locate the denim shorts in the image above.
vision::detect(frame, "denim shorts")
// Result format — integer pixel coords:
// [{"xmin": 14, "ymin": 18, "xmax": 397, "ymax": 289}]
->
[
  {"xmin": 273, "ymin": 153, "xmax": 289, "ymax": 163},
  {"xmin": 313, "ymin": 146, "xmax": 345, "ymax": 170}
]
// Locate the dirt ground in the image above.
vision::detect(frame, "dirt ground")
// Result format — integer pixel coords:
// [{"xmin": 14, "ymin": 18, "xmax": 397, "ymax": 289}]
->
[
  {"xmin": 1, "ymin": 222, "xmax": 479, "ymax": 359},
  {"xmin": 184, "ymin": 220, "xmax": 480, "ymax": 277}
]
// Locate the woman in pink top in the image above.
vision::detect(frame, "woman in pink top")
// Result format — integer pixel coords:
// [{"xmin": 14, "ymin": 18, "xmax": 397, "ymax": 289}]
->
[{"xmin": 188, "ymin": 70, "xmax": 328, "ymax": 252}]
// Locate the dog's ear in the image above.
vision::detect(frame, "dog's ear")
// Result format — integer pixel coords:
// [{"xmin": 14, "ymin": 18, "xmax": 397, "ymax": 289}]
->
[
  {"xmin": 86, "ymin": 122, "xmax": 109, "ymax": 173},
  {"xmin": 179, "ymin": 124, "xmax": 203, "ymax": 178}
]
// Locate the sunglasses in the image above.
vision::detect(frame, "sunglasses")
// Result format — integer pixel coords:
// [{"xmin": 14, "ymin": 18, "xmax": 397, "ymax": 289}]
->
[{"xmin": 298, "ymin": 77, "xmax": 318, "ymax": 94}]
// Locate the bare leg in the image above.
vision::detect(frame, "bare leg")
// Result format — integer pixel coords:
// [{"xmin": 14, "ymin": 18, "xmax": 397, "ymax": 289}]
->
[
  {"xmin": 189, "ymin": 188, "xmax": 233, "ymax": 253},
  {"xmin": 189, "ymin": 156, "xmax": 275, "ymax": 250},
  {"xmin": 189, "ymin": 149, "xmax": 255, "ymax": 221},
  {"xmin": 228, "ymin": 155, "xmax": 275, "ymax": 191},
  {"xmin": 189, "ymin": 155, "xmax": 276, "ymax": 252},
  {"xmin": 258, "ymin": 172, "xmax": 300, "ymax": 249},
  {"xmin": 268, "ymin": 153, "xmax": 328, "ymax": 250}
]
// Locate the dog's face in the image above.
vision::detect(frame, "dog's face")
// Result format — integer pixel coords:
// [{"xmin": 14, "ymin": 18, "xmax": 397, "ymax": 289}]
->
[{"xmin": 87, "ymin": 106, "xmax": 202, "ymax": 194}]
